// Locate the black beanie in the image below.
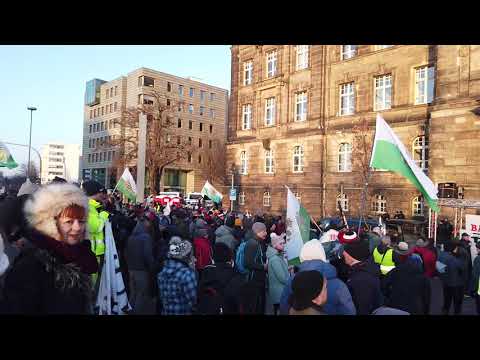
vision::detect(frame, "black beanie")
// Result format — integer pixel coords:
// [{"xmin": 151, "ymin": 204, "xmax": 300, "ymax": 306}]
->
[
  {"xmin": 82, "ymin": 180, "xmax": 105, "ymax": 196},
  {"xmin": 225, "ymin": 215, "xmax": 235, "ymax": 228},
  {"xmin": 343, "ymin": 241, "xmax": 370, "ymax": 262},
  {"xmin": 289, "ymin": 270, "xmax": 324, "ymax": 311},
  {"xmin": 213, "ymin": 243, "xmax": 233, "ymax": 263}
]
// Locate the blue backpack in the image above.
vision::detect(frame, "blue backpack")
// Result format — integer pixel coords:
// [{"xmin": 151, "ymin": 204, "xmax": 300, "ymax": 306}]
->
[{"xmin": 235, "ymin": 240, "xmax": 249, "ymax": 274}]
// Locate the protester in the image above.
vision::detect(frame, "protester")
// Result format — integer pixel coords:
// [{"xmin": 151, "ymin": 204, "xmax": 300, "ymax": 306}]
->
[
  {"xmin": 243, "ymin": 222, "xmax": 268, "ymax": 314},
  {"xmin": 373, "ymin": 235, "xmax": 396, "ymax": 276},
  {"xmin": 383, "ymin": 242, "xmax": 431, "ymax": 314},
  {"xmin": 157, "ymin": 236, "xmax": 197, "ymax": 315},
  {"xmin": 215, "ymin": 215, "xmax": 238, "ymax": 252},
  {"xmin": 193, "ymin": 227, "xmax": 212, "ymax": 277},
  {"xmin": 0, "ymin": 183, "xmax": 98, "ymax": 314},
  {"xmin": 342, "ymin": 240, "xmax": 383, "ymax": 315},
  {"xmin": 279, "ymin": 239, "xmax": 356, "ymax": 315},
  {"xmin": 458, "ymin": 233, "xmax": 473, "ymax": 294},
  {"xmin": 438, "ymin": 241, "xmax": 467, "ymax": 315},
  {"xmin": 125, "ymin": 211, "xmax": 156, "ymax": 314},
  {"xmin": 266, "ymin": 232, "xmax": 288, "ymax": 315},
  {"xmin": 472, "ymin": 242, "xmax": 480, "ymax": 315},
  {"xmin": 288, "ymin": 270, "xmax": 328, "ymax": 315},
  {"xmin": 437, "ymin": 218, "xmax": 453, "ymax": 249},
  {"xmin": 412, "ymin": 238, "xmax": 437, "ymax": 278},
  {"xmin": 367, "ymin": 227, "xmax": 382, "ymax": 254}
]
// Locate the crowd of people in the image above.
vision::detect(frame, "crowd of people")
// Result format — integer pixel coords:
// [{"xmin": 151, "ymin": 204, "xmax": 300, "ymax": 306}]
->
[{"xmin": 0, "ymin": 177, "xmax": 479, "ymax": 316}]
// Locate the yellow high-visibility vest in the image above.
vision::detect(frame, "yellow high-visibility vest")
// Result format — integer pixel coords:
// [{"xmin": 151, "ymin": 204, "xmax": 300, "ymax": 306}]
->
[{"xmin": 373, "ymin": 247, "xmax": 395, "ymax": 275}]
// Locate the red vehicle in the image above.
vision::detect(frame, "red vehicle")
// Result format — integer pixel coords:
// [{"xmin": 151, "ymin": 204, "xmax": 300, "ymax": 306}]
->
[{"xmin": 154, "ymin": 192, "xmax": 182, "ymax": 206}]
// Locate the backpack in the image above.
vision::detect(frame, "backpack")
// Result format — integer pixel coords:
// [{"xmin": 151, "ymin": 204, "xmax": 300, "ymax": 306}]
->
[{"xmin": 235, "ymin": 240, "xmax": 249, "ymax": 275}]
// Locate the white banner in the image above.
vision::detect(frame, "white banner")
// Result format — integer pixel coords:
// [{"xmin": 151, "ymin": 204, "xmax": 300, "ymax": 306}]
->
[{"xmin": 465, "ymin": 214, "xmax": 480, "ymax": 261}]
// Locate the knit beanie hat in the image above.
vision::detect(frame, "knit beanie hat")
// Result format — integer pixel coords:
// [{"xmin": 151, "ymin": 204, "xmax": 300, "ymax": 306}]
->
[
  {"xmin": 270, "ymin": 232, "xmax": 286, "ymax": 247},
  {"xmin": 300, "ymin": 239, "xmax": 326, "ymax": 262},
  {"xmin": 381, "ymin": 236, "xmax": 391, "ymax": 246},
  {"xmin": 343, "ymin": 241, "xmax": 370, "ymax": 262},
  {"xmin": 338, "ymin": 230, "xmax": 358, "ymax": 244},
  {"xmin": 168, "ymin": 236, "xmax": 192, "ymax": 261},
  {"xmin": 394, "ymin": 242, "xmax": 410, "ymax": 256},
  {"xmin": 252, "ymin": 222, "xmax": 266, "ymax": 235},
  {"xmin": 289, "ymin": 270, "xmax": 324, "ymax": 311},
  {"xmin": 372, "ymin": 227, "xmax": 382, "ymax": 236}
]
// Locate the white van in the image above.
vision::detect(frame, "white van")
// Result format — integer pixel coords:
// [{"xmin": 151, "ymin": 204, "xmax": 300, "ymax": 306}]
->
[{"xmin": 185, "ymin": 192, "xmax": 204, "ymax": 206}]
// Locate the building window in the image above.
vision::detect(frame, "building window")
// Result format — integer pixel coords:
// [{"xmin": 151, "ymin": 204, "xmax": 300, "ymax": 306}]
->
[
  {"xmin": 412, "ymin": 136, "xmax": 429, "ymax": 171},
  {"xmin": 198, "ymin": 155, "xmax": 202, "ymax": 164},
  {"xmin": 139, "ymin": 75, "xmax": 154, "ymax": 87},
  {"xmin": 295, "ymin": 91, "xmax": 307, "ymax": 122},
  {"xmin": 99, "ymin": 152, "xmax": 103, "ymax": 162},
  {"xmin": 239, "ymin": 191, "xmax": 245, "ymax": 205},
  {"xmin": 341, "ymin": 45, "xmax": 357, "ymax": 60},
  {"xmin": 266, "ymin": 50, "xmax": 277, "ymax": 78},
  {"xmin": 101, "ymin": 107, "xmax": 104, "ymax": 116},
  {"xmin": 178, "ymin": 103, "xmax": 183, "ymax": 112},
  {"xmin": 88, "ymin": 154, "xmax": 91, "ymax": 163},
  {"xmin": 374, "ymin": 74, "xmax": 392, "ymax": 111},
  {"xmin": 188, "ymin": 153, "xmax": 192, "ymax": 163},
  {"xmin": 209, "ymin": 108, "xmax": 215, "ymax": 118},
  {"xmin": 166, "ymin": 99, "xmax": 171, "ymax": 107},
  {"xmin": 200, "ymin": 106, "xmax": 205, "ymax": 116},
  {"xmin": 265, "ymin": 97, "xmax": 276, "ymax": 126},
  {"xmin": 178, "ymin": 118, "xmax": 182, "ymax": 128},
  {"xmin": 109, "ymin": 104, "xmax": 113, "ymax": 113},
  {"xmin": 209, "ymin": 140, "xmax": 212, "ymax": 148},
  {"xmin": 100, "ymin": 122, "xmax": 104, "ymax": 131},
  {"xmin": 340, "ymin": 82, "xmax": 355, "ymax": 115},
  {"xmin": 263, "ymin": 192, "xmax": 271, "ymax": 207},
  {"xmin": 293, "ymin": 145, "xmax": 304, "ymax": 173},
  {"xmin": 89, "ymin": 124, "xmax": 92, "ymax": 133},
  {"xmin": 199, "ymin": 123, "xmax": 203, "ymax": 132},
  {"xmin": 114, "ymin": 86, "xmax": 118, "ymax": 96},
  {"xmin": 265, "ymin": 150, "xmax": 274, "ymax": 174},
  {"xmin": 244, "ymin": 60, "xmax": 253, "ymax": 85},
  {"xmin": 114, "ymin": 102, "xmax": 118, "ymax": 111},
  {"xmin": 338, "ymin": 143, "xmax": 352, "ymax": 172},
  {"xmin": 376, "ymin": 45, "xmax": 393, "ymax": 50},
  {"xmin": 337, "ymin": 193, "xmax": 349, "ymax": 212},
  {"xmin": 296, "ymin": 45, "xmax": 309, "ymax": 70},
  {"xmin": 200, "ymin": 90, "xmax": 206, "ymax": 102},
  {"xmin": 372, "ymin": 194, "xmax": 386, "ymax": 214},
  {"xmin": 189, "ymin": 87, "xmax": 194, "ymax": 97},
  {"xmin": 242, "ymin": 104, "xmax": 252, "ymax": 130},
  {"xmin": 189, "ymin": 121, "xmax": 193, "ymax": 130},
  {"xmin": 412, "ymin": 196, "xmax": 425, "ymax": 216},
  {"xmin": 209, "ymin": 125, "xmax": 213, "ymax": 133},
  {"xmin": 178, "ymin": 85, "xmax": 184, "ymax": 96},
  {"xmin": 89, "ymin": 110, "xmax": 93, "ymax": 119},
  {"xmin": 189, "ymin": 104, "xmax": 194, "ymax": 114},
  {"xmin": 210, "ymin": 92, "xmax": 215, "ymax": 102},
  {"xmin": 167, "ymin": 82, "xmax": 172, "ymax": 92},
  {"xmin": 199, "ymin": 138, "xmax": 203, "ymax": 148},
  {"xmin": 188, "ymin": 137, "xmax": 192, "ymax": 145},
  {"xmin": 415, "ymin": 66, "xmax": 435, "ymax": 104},
  {"xmin": 240, "ymin": 151, "xmax": 248, "ymax": 175}
]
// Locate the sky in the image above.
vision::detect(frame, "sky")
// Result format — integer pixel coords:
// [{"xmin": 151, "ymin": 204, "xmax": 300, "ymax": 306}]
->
[{"xmin": 0, "ymin": 45, "xmax": 231, "ymax": 176}]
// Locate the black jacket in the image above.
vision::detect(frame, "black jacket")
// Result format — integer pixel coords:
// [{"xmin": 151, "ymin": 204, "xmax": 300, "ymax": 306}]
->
[
  {"xmin": 383, "ymin": 260, "xmax": 431, "ymax": 314},
  {"xmin": 346, "ymin": 259, "xmax": 383, "ymax": 315},
  {"xmin": 244, "ymin": 238, "xmax": 267, "ymax": 286}
]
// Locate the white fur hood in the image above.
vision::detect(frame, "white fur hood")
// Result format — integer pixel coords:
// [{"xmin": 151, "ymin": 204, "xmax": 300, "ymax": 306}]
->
[{"xmin": 24, "ymin": 183, "xmax": 89, "ymax": 241}]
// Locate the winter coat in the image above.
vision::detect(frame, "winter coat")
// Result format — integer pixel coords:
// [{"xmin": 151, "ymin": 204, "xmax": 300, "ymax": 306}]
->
[
  {"xmin": 346, "ymin": 260, "xmax": 383, "ymax": 315},
  {"xmin": 157, "ymin": 258, "xmax": 197, "ymax": 315},
  {"xmin": 366, "ymin": 233, "xmax": 382, "ymax": 254},
  {"xmin": 215, "ymin": 225, "xmax": 238, "ymax": 252},
  {"xmin": 274, "ymin": 222, "xmax": 286, "ymax": 236},
  {"xmin": 0, "ymin": 231, "xmax": 97, "ymax": 314},
  {"xmin": 244, "ymin": 238, "xmax": 267, "ymax": 287},
  {"xmin": 193, "ymin": 236, "xmax": 212, "ymax": 271},
  {"xmin": 413, "ymin": 246, "xmax": 437, "ymax": 278},
  {"xmin": 383, "ymin": 260, "xmax": 431, "ymax": 314},
  {"xmin": 266, "ymin": 246, "xmax": 289, "ymax": 305},
  {"xmin": 279, "ymin": 259, "xmax": 356, "ymax": 315},
  {"xmin": 438, "ymin": 251, "xmax": 467, "ymax": 287},
  {"xmin": 437, "ymin": 222, "xmax": 453, "ymax": 244},
  {"xmin": 125, "ymin": 222, "xmax": 154, "ymax": 272}
]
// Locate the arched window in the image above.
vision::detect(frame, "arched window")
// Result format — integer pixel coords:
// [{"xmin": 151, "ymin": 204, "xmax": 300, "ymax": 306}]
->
[
  {"xmin": 412, "ymin": 196, "xmax": 425, "ymax": 216},
  {"xmin": 412, "ymin": 136, "xmax": 429, "ymax": 171},
  {"xmin": 265, "ymin": 150, "xmax": 274, "ymax": 174},
  {"xmin": 240, "ymin": 151, "xmax": 248, "ymax": 175},
  {"xmin": 239, "ymin": 191, "xmax": 246, "ymax": 205},
  {"xmin": 338, "ymin": 143, "xmax": 352, "ymax": 172},
  {"xmin": 372, "ymin": 194, "xmax": 386, "ymax": 214},
  {"xmin": 337, "ymin": 193, "xmax": 349, "ymax": 212},
  {"xmin": 293, "ymin": 145, "xmax": 304, "ymax": 173},
  {"xmin": 263, "ymin": 191, "xmax": 271, "ymax": 207}
]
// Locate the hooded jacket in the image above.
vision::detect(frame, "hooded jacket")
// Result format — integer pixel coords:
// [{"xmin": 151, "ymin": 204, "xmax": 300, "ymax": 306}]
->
[
  {"xmin": 412, "ymin": 246, "xmax": 437, "ymax": 278},
  {"xmin": 279, "ymin": 259, "xmax": 356, "ymax": 315},
  {"xmin": 125, "ymin": 222, "xmax": 154, "ymax": 272},
  {"xmin": 266, "ymin": 245, "xmax": 289, "ymax": 305},
  {"xmin": 157, "ymin": 258, "xmax": 197, "ymax": 315},
  {"xmin": 346, "ymin": 259, "xmax": 383, "ymax": 315},
  {"xmin": 438, "ymin": 250, "xmax": 466, "ymax": 287},
  {"xmin": 215, "ymin": 225, "xmax": 238, "ymax": 252}
]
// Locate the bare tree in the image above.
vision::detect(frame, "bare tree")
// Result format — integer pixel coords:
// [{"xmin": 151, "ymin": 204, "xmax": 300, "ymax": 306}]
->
[
  {"xmin": 102, "ymin": 89, "xmax": 196, "ymax": 195},
  {"xmin": 18, "ymin": 161, "xmax": 40, "ymax": 182},
  {"xmin": 202, "ymin": 139, "xmax": 226, "ymax": 186}
]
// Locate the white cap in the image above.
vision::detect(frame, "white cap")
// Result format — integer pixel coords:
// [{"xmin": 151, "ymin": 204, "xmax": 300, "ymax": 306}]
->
[{"xmin": 300, "ymin": 239, "xmax": 326, "ymax": 263}]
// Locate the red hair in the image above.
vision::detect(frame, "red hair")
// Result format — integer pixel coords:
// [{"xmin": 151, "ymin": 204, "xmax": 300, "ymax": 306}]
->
[{"xmin": 59, "ymin": 204, "xmax": 86, "ymax": 220}]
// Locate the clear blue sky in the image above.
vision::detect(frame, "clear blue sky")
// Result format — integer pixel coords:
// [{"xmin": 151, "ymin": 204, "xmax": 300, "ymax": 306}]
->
[{"xmin": 0, "ymin": 45, "xmax": 231, "ymax": 176}]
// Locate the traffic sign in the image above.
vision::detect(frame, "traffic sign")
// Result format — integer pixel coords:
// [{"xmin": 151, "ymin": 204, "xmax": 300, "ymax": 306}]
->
[{"xmin": 229, "ymin": 188, "xmax": 237, "ymax": 201}]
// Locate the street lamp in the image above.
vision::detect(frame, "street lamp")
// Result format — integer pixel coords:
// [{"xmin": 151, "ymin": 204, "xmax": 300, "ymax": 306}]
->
[{"xmin": 27, "ymin": 106, "xmax": 37, "ymax": 179}]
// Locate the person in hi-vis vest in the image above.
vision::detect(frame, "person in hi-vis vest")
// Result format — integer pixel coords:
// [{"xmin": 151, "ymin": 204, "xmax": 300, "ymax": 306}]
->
[
  {"xmin": 82, "ymin": 180, "xmax": 109, "ymax": 289},
  {"xmin": 373, "ymin": 235, "xmax": 396, "ymax": 276}
]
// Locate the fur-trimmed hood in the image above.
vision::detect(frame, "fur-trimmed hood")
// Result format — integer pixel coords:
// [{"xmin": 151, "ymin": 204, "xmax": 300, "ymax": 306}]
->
[{"xmin": 24, "ymin": 183, "xmax": 89, "ymax": 241}]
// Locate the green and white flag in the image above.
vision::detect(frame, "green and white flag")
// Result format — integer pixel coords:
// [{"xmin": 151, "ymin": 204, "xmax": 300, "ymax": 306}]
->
[
  {"xmin": 370, "ymin": 114, "xmax": 439, "ymax": 212},
  {"xmin": 0, "ymin": 142, "xmax": 18, "ymax": 169},
  {"xmin": 115, "ymin": 168, "xmax": 137, "ymax": 203},
  {"xmin": 285, "ymin": 185, "xmax": 311, "ymax": 266},
  {"xmin": 201, "ymin": 180, "xmax": 223, "ymax": 204}
]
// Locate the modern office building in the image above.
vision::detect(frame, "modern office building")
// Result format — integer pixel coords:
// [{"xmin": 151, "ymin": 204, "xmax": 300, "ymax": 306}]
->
[
  {"xmin": 81, "ymin": 67, "xmax": 228, "ymax": 193},
  {"xmin": 40, "ymin": 143, "xmax": 80, "ymax": 184}
]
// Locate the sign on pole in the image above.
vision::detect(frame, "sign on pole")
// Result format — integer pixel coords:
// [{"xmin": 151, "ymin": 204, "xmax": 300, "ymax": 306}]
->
[{"xmin": 229, "ymin": 188, "xmax": 237, "ymax": 201}]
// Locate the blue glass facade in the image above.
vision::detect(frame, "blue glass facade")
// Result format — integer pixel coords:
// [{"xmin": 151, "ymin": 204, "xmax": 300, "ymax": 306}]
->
[{"xmin": 85, "ymin": 79, "xmax": 106, "ymax": 106}]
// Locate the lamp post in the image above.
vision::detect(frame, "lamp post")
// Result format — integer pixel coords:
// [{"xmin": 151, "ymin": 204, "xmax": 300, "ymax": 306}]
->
[
  {"xmin": 27, "ymin": 107, "xmax": 37, "ymax": 179},
  {"xmin": 230, "ymin": 163, "xmax": 236, "ymax": 212}
]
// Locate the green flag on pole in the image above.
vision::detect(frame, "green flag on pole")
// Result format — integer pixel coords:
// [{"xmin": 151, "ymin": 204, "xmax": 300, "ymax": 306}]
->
[{"xmin": 0, "ymin": 142, "xmax": 18, "ymax": 169}]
